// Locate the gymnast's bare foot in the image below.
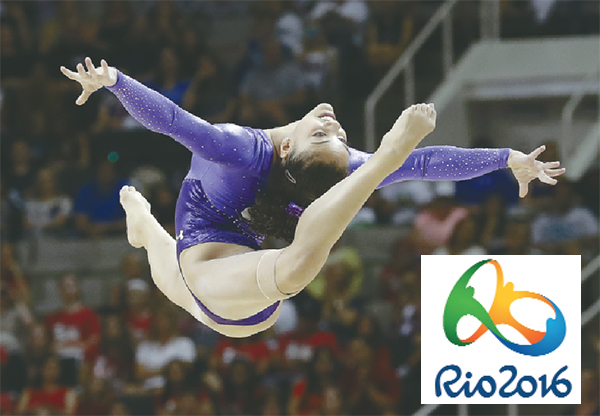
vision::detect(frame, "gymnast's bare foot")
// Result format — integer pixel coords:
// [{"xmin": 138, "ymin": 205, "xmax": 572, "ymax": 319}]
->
[{"xmin": 120, "ymin": 185, "xmax": 151, "ymax": 248}]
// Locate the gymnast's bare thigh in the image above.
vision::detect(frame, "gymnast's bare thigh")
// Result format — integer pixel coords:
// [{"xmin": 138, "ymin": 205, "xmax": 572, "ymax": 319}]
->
[{"xmin": 178, "ymin": 242, "xmax": 283, "ymax": 338}]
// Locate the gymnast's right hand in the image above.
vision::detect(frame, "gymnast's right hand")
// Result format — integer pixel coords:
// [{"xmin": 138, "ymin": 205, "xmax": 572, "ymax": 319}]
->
[
  {"xmin": 380, "ymin": 103, "xmax": 436, "ymax": 155},
  {"xmin": 61, "ymin": 57, "xmax": 117, "ymax": 105}
]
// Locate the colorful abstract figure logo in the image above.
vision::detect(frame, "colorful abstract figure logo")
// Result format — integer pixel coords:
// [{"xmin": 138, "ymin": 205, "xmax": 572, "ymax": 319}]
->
[{"xmin": 443, "ymin": 259, "xmax": 566, "ymax": 356}]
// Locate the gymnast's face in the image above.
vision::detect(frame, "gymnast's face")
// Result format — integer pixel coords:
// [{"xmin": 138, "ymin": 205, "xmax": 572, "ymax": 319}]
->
[{"xmin": 287, "ymin": 103, "xmax": 350, "ymax": 168}]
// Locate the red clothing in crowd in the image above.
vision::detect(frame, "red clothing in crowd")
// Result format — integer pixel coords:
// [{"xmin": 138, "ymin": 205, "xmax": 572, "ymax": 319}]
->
[
  {"xmin": 124, "ymin": 310, "xmax": 152, "ymax": 341},
  {"xmin": 213, "ymin": 337, "xmax": 270, "ymax": 366},
  {"xmin": 23, "ymin": 387, "xmax": 69, "ymax": 414},
  {"xmin": 278, "ymin": 330, "xmax": 339, "ymax": 364},
  {"xmin": 291, "ymin": 379, "xmax": 324, "ymax": 416},
  {"xmin": 340, "ymin": 348, "xmax": 401, "ymax": 415},
  {"xmin": 0, "ymin": 392, "xmax": 13, "ymax": 414},
  {"xmin": 44, "ymin": 307, "xmax": 101, "ymax": 361}
]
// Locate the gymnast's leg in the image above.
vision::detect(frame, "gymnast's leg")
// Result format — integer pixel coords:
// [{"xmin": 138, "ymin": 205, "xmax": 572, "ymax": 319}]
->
[
  {"xmin": 120, "ymin": 185, "xmax": 282, "ymax": 337},
  {"xmin": 119, "ymin": 186, "xmax": 193, "ymax": 311}
]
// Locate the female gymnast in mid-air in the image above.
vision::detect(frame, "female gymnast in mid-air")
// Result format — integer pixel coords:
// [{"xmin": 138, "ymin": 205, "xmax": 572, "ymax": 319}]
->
[{"xmin": 61, "ymin": 58, "xmax": 564, "ymax": 337}]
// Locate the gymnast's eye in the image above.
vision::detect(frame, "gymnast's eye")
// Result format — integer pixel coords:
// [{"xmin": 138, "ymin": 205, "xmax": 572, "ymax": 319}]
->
[
  {"xmin": 313, "ymin": 131, "xmax": 327, "ymax": 137},
  {"xmin": 338, "ymin": 136, "xmax": 347, "ymax": 144}
]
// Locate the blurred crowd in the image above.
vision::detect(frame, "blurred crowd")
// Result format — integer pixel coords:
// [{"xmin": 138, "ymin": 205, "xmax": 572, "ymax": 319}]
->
[{"xmin": 1, "ymin": 0, "xmax": 599, "ymax": 415}]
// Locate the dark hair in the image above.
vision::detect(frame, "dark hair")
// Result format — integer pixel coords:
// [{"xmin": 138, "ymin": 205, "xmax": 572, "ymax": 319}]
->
[{"xmin": 248, "ymin": 150, "xmax": 348, "ymax": 243}]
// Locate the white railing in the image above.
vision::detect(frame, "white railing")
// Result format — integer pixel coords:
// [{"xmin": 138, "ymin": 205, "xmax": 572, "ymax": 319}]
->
[
  {"xmin": 561, "ymin": 70, "xmax": 600, "ymax": 180},
  {"xmin": 364, "ymin": 0, "xmax": 458, "ymax": 152}
]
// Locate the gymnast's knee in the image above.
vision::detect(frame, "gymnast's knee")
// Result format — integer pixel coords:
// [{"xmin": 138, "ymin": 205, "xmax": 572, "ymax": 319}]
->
[{"xmin": 255, "ymin": 249, "xmax": 318, "ymax": 301}]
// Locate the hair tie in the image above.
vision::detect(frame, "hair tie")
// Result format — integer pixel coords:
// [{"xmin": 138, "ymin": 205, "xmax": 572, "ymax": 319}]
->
[
  {"xmin": 285, "ymin": 169, "xmax": 297, "ymax": 184},
  {"xmin": 285, "ymin": 201, "xmax": 304, "ymax": 218}
]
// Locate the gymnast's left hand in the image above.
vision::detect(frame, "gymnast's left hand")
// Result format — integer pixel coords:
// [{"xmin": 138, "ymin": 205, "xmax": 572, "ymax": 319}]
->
[
  {"xmin": 507, "ymin": 145, "xmax": 566, "ymax": 198},
  {"xmin": 60, "ymin": 57, "xmax": 117, "ymax": 105}
]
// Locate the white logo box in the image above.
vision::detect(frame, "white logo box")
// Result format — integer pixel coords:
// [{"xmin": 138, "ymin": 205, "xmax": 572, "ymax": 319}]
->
[{"xmin": 421, "ymin": 255, "xmax": 581, "ymax": 404}]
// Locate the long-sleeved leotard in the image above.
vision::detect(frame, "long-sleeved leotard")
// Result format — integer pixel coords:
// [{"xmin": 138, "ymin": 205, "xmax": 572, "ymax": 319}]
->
[{"xmin": 107, "ymin": 71, "xmax": 510, "ymax": 253}]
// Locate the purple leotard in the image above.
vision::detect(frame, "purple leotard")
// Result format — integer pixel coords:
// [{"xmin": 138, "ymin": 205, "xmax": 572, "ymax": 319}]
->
[{"xmin": 107, "ymin": 70, "xmax": 510, "ymax": 326}]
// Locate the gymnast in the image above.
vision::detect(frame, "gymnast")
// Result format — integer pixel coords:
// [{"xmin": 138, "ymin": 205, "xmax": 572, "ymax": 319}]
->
[{"xmin": 61, "ymin": 58, "xmax": 564, "ymax": 337}]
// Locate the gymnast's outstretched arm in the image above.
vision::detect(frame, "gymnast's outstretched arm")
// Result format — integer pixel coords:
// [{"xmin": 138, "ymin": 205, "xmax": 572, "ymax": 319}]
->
[
  {"xmin": 348, "ymin": 145, "xmax": 564, "ymax": 198},
  {"xmin": 61, "ymin": 58, "xmax": 259, "ymax": 169}
]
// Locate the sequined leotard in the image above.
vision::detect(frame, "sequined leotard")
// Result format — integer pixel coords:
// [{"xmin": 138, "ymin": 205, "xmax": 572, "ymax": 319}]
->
[{"xmin": 107, "ymin": 71, "xmax": 510, "ymax": 325}]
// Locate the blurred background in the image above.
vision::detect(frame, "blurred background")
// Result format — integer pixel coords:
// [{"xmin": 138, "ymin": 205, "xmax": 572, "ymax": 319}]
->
[{"xmin": 0, "ymin": 0, "xmax": 598, "ymax": 415}]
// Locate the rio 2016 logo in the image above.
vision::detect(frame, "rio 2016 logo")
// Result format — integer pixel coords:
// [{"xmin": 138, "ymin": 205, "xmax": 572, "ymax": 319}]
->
[{"xmin": 443, "ymin": 259, "xmax": 566, "ymax": 356}]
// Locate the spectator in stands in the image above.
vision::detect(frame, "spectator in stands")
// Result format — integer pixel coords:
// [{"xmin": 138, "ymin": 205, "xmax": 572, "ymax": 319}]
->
[
  {"xmin": 355, "ymin": 315, "xmax": 394, "ymax": 378},
  {"xmin": 366, "ymin": 1, "xmax": 416, "ymax": 79},
  {"xmin": 97, "ymin": 1, "xmax": 134, "ymax": 64},
  {"xmin": 274, "ymin": 1, "xmax": 304, "ymax": 59},
  {"xmin": 300, "ymin": 22, "xmax": 339, "ymax": 104},
  {"xmin": 21, "ymin": 324, "xmax": 54, "ymax": 391},
  {"xmin": 155, "ymin": 360, "xmax": 193, "ymax": 414},
  {"xmin": 23, "ymin": 168, "xmax": 72, "ymax": 238},
  {"xmin": 220, "ymin": 359, "xmax": 265, "ymax": 415},
  {"xmin": 178, "ymin": 27, "xmax": 207, "ymax": 79},
  {"xmin": 0, "ymin": 243, "xmax": 31, "ymax": 307},
  {"xmin": 73, "ymin": 160, "xmax": 127, "ymax": 238},
  {"xmin": 211, "ymin": 334, "xmax": 272, "ymax": 376},
  {"xmin": 44, "ymin": 274, "xmax": 101, "ymax": 364},
  {"xmin": 287, "ymin": 347, "xmax": 342, "ymax": 416},
  {"xmin": 16, "ymin": 355, "xmax": 78, "ymax": 415},
  {"xmin": 121, "ymin": 15, "xmax": 160, "ymax": 79},
  {"xmin": 182, "ymin": 52, "xmax": 237, "ymax": 124},
  {"xmin": 4, "ymin": 140, "xmax": 38, "ymax": 200},
  {"xmin": 340, "ymin": 337, "xmax": 400, "ymax": 415},
  {"xmin": 0, "ymin": 2, "xmax": 34, "ymax": 82},
  {"xmin": 379, "ymin": 237, "xmax": 420, "ymax": 305},
  {"xmin": 0, "ymin": 277, "xmax": 34, "ymax": 354},
  {"xmin": 109, "ymin": 400, "xmax": 131, "ymax": 415},
  {"xmin": 309, "ymin": 0, "xmax": 369, "ymax": 49},
  {"xmin": 145, "ymin": 47, "xmax": 191, "ymax": 107},
  {"xmin": 433, "ymin": 215, "xmax": 487, "ymax": 256},
  {"xmin": 389, "ymin": 274, "xmax": 420, "ymax": 381},
  {"xmin": 47, "ymin": 130, "xmax": 92, "ymax": 198},
  {"xmin": 413, "ymin": 196, "xmax": 468, "ymax": 254},
  {"xmin": 307, "ymin": 243, "xmax": 363, "ymax": 303},
  {"xmin": 239, "ymin": 40, "xmax": 306, "ymax": 127},
  {"xmin": 531, "ymin": 180, "xmax": 599, "ymax": 256},
  {"xmin": 319, "ymin": 257, "xmax": 367, "ymax": 346},
  {"xmin": 148, "ymin": 182, "xmax": 177, "ymax": 237},
  {"xmin": 1, "ymin": 177, "xmax": 25, "ymax": 242},
  {"xmin": 105, "ymin": 252, "xmax": 149, "ymax": 314},
  {"xmin": 147, "ymin": 1, "xmax": 186, "ymax": 49},
  {"xmin": 123, "ymin": 278, "xmax": 153, "ymax": 344},
  {"xmin": 473, "ymin": 193, "xmax": 508, "ymax": 250},
  {"xmin": 135, "ymin": 308, "xmax": 196, "ymax": 390},
  {"xmin": 276, "ymin": 294, "xmax": 339, "ymax": 376},
  {"xmin": 76, "ymin": 375, "xmax": 115, "ymax": 415},
  {"xmin": 92, "ymin": 314, "xmax": 135, "ymax": 390},
  {"xmin": 491, "ymin": 220, "xmax": 539, "ymax": 255}
]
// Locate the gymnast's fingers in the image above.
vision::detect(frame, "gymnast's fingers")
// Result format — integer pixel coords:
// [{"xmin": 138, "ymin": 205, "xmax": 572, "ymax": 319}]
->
[
  {"xmin": 76, "ymin": 90, "xmax": 91, "ymax": 106},
  {"xmin": 76, "ymin": 63, "xmax": 89, "ymax": 79},
  {"xmin": 529, "ymin": 145, "xmax": 546, "ymax": 160},
  {"xmin": 60, "ymin": 66, "xmax": 79, "ymax": 81},
  {"xmin": 541, "ymin": 161, "xmax": 560, "ymax": 169},
  {"xmin": 544, "ymin": 168, "xmax": 566, "ymax": 177},
  {"xmin": 101, "ymin": 59, "xmax": 110, "ymax": 78},
  {"xmin": 85, "ymin": 57, "xmax": 98, "ymax": 77},
  {"xmin": 519, "ymin": 181, "xmax": 529, "ymax": 198},
  {"xmin": 538, "ymin": 171, "xmax": 558, "ymax": 185}
]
